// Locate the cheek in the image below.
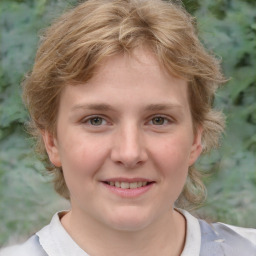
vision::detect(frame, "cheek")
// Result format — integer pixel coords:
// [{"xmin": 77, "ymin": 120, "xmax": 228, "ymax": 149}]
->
[
  {"xmin": 58, "ymin": 133, "xmax": 110, "ymax": 181},
  {"xmin": 150, "ymin": 136, "xmax": 193, "ymax": 193},
  {"xmin": 153, "ymin": 136, "xmax": 193, "ymax": 170}
]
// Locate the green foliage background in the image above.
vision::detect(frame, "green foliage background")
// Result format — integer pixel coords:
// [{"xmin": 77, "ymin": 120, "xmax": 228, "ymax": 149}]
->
[{"xmin": 0, "ymin": 0, "xmax": 255, "ymax": 247}]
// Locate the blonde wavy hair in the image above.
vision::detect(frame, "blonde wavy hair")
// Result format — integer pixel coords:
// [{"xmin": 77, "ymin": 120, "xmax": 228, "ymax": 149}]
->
[{"xmin": 23, "ymin": 0, "xmax": 225, "ymax": 206}]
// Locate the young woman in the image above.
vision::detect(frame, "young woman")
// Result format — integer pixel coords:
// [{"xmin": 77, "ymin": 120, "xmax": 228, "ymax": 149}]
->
[{"xmin": 1, "ymin": 0, "xmax": 255, "ymax": 255}]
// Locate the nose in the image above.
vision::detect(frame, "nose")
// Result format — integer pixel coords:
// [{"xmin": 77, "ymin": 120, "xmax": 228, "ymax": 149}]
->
[{"xmin": 110, "ymin": 124, "xmax": 148, "ymax": 169}]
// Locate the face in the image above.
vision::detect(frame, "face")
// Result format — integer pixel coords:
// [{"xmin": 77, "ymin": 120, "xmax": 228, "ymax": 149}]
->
[{"xmin": 43, "ymin": 49, "xmax": 202, "ymax": 232}]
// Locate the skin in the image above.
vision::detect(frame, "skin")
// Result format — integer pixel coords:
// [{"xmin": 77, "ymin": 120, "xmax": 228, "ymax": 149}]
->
[{"xmin": 43, "ymin": 48, "xmax": 202, "ymax": 256}]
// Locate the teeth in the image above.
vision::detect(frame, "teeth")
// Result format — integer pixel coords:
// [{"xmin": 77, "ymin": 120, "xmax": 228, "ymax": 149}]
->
[
  {"xmin": 121, "ymin": 182, "xmax": 129, "ymax": 189},
  {"xmin": 137, "ymin": 181, "xmax": 143, "ymax": 187},
  {"xmin": 130, "ymin": 182, "xmax": 138, "ymax": 189},
  {"xmin": 108, "ymin": 181, "xmax": 149, "ymax": 189},
  {"xmin": 115, "ymin": 181, "xmax": 121, "ymax": 188}
]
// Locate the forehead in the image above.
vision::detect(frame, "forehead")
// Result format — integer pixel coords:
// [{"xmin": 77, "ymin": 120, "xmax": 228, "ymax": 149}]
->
[
  {"xmin": 62, "ymin": 48, "xmax": 190, "ymax": 112},
  {"xmin": 88, "ymin": 49, "xmax": 186, "ymax": 90},
  {"xmin": 94, "ymin": 48, "xmax": 175, "ymax": 82}
]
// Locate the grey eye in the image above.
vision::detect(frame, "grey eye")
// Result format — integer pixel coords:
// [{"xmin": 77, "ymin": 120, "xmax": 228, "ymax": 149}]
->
[
  {"xmin": 89, "ymin": 117, "xmax": 103, "ymax": 126},
  {"xmin": 152, "ymin": 116, "xmax": 165, "ymax": 125}
]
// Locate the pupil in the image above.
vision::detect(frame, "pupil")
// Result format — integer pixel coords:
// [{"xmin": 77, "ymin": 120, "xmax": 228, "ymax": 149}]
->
[
  {"xmin": 91, "ymin": 117, "xmax": 102, "ymax": 125},
  {"xmin": 153, "ymin": 117, "xmax": 164, "ymax": 125}
]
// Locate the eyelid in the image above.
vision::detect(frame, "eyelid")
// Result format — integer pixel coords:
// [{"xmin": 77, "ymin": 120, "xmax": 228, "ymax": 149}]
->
[
  {"xmin": 147, "ymin": 115, "xmax": 174, "ymax": 125},
  {"xmin": 79, "ymin": 114, "xmax": 174, "ymax": 126},
  {"xmin": 81, "ymin": 115, "xmax": 109, "ymax": 125}
]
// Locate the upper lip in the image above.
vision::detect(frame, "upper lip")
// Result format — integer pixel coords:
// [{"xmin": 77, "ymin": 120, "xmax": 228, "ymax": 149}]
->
[{"xmin": 102, "ymin": 177, "xmax": 155, "ymax": 183}]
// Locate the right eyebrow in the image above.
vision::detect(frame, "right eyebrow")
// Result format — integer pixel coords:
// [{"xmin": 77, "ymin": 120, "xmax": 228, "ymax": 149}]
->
[{"xmin": 71, "ymin": 103, "xmax": 115, "ymax": 112}]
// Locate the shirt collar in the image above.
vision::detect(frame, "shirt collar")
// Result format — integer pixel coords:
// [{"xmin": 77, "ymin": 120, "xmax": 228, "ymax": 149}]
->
[
  {"xmin": 177, "ymin": 209, "xmax": 201, "ymax": 256},
  {"xmin": 37, "ymin": 209, "xmax": 201, "ymax": 256},
  {"xmin": 37, "ymin": 211, "xmax": 88, "ymax": 256}
]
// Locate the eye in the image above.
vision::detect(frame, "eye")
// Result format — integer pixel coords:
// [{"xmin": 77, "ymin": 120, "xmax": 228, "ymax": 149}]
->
[
  {"xmin": 90, "ymin": 117, "xmax": 104, "ymax": 126},
  {"xmin": 150, "ymin": 116, "xmax": 170, "ymax": 125},
  {"xmin": 82, "ymin": 116, "xmax": 107, "ymax": 126}
]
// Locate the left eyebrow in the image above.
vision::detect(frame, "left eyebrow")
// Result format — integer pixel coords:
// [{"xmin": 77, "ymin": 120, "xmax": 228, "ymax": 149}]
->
[{"xmin": 144, "ymin": 103, "xmax": 183, "ymax": 112}]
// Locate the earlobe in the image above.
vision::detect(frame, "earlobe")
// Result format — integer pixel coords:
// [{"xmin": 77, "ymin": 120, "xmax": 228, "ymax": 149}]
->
[
  {"xmin": 189, "ymin": 127, "xmax": 203, "ymax": 166},
  {"xmin": 41, "ymin": 130, "xmax": 62, "ymax": 167}
]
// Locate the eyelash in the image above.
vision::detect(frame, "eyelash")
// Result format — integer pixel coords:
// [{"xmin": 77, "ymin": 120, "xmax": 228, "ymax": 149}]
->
[
  {"xmin": 81, "ymin": 115, "xmax": 108, "ymax": 126},
  {"xmin": 81, "ymin": 115, "xmax": 173, "ymax": 127},
  {"xmin": 148, "ymin": 115, "xmax": 173, "ymax": 126}
]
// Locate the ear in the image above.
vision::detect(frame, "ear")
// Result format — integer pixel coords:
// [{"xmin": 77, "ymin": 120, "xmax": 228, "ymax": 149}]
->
[
  {"xmin": 188, "ymin": 126, "xmax": 203, "ymax": 166},
  {"xmin": 41, "ymin": 130, "xmax": 62, "ymax": 167}
]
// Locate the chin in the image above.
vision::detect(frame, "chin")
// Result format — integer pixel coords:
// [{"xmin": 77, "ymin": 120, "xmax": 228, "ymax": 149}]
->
[{"xmin": 104, "ymin": 207, "xmax": 154, "ymax": 232}]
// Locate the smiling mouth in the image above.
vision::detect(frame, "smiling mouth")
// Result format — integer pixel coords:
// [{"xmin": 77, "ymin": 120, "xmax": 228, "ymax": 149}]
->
[{"xmin": 103, "ymin": 181, "xmax": 154, "ymax": 189}]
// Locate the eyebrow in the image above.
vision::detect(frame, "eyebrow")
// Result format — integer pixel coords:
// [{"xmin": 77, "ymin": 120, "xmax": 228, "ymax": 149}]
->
[
  {"xmin": 71, "ymin": 103, "xmax": 183, "ymax": 112},
  {"xmin": 144, "ymin": 103, "xmax": 183, "ymax": 111},
  {"xmin": 71, "ymin": 103, "xmax": 114, "ymax": 112}
]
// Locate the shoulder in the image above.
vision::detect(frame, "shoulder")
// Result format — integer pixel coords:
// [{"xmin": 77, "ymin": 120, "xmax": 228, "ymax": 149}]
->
[
  {"xmin": 0, "ymin": 211, "xmax": 67, "ymax": 256},
  {"xmin": 178, "ymin": 208, "xmax": 256, "ymax": 256},
  {"xmin": 221, "ymin": 222, "xmax": 256, "ymax": 245},
  {"xmin": 0, "ymin": 235, "xmax": 47, "ymax": 256},
  {"xmin": 199, "ymin": 219, "xmax": 256, "ymax": 256}
]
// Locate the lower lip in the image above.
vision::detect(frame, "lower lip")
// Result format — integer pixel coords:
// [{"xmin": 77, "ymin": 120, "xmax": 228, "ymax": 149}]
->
[{"xmin": 102, "ymin": 182, "xmax": 154, "ymax": 198}]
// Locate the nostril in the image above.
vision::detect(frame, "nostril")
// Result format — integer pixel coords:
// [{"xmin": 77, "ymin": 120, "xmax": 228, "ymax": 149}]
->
[{"xmin": 110, "ymin": 142, "xmax": 148, "ymax": 168}]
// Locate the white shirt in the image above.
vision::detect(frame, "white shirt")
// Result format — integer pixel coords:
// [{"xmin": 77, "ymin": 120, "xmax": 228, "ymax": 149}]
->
[
  {"xmin": 1, "ymin": 210, "xmax": 256, "ymax": 256},
  {"xmin": 36, "ymin": 209, "xmax": 202, "ymax": 256}
]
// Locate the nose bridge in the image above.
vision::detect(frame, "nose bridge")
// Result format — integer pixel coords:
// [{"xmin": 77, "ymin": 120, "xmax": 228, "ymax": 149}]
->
[
  {"xmin": 122, "ymin": 123, "xmax": 141, "ymax": 154},
  {"xmin": 111, "ymin": 121, "xmax": 147, "ymax": 168}
]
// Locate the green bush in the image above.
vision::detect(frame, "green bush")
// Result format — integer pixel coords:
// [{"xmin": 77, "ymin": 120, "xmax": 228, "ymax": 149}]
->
[
  {"xmin": 0, "ymin": 0, "xmax": 255, "ymax": 246},
  {"xmin": 192, "ymin": 0, "xmax": 256, "ymax": 227}
]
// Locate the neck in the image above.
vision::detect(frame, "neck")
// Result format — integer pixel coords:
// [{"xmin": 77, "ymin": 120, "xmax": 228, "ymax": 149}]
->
[{"xmin": 61, "ymin": 207, "xmax": 186, "ymax": 256}]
